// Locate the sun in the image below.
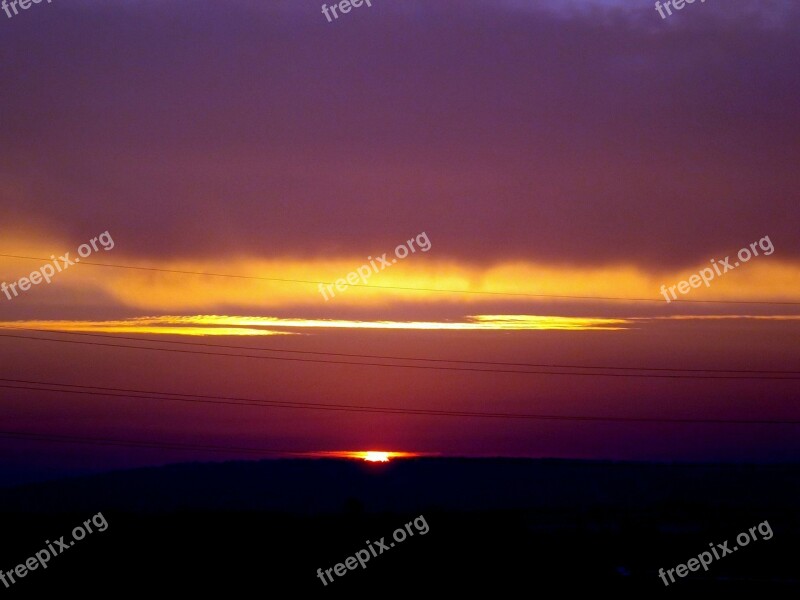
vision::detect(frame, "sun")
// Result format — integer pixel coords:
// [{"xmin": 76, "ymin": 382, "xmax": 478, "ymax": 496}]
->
[
  {"xmin": 362, "ymin": 451, "xmax": 391, "ymax": 462},
  {"xmin": 307, "ymin": 450, "xmax": 422, "ymax": 461}
]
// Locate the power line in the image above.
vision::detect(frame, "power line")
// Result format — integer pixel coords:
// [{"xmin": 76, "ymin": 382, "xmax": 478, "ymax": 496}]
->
[
  {"xmin": 6, "ymin": 328, "xmax": 798, "ymax": 375},
  {"xmin": 1, "ymin": 331, "xmax": 798, "ymax": 380},
  {"xmin": 0, "ymin": 429, "xmax": 306, "ymax": 457},
  {"xmin": 2, "ymin": 377, "xmax": 799, "ymax": 425},
  {"xmin": 1, "ymin": 253, "xmax": 798, "ymax": 305}
]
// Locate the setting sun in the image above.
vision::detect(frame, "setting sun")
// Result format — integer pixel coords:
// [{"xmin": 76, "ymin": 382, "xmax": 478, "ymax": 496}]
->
[
  {"xmin": 306, "ymin": 451, "xmax": 422, "ymax": 461},
  {"xmin": 362, "ymin": 451, "xmax": 390, "ymax": 462}
]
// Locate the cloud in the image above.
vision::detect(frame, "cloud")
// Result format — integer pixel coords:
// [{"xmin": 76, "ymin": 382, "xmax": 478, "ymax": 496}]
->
[
  {"xmin": 0, "ymin": 313, "xmax": 630, "ymax": 333},
  {"xmin": 0, "ymin": 0, "xmax": 798, "ymax": 268}
]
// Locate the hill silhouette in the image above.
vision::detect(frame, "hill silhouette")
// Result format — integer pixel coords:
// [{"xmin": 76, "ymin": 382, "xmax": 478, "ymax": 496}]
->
[{"xmin": 0, "ymin": 459, "xmax": 798, "ymax": 595}]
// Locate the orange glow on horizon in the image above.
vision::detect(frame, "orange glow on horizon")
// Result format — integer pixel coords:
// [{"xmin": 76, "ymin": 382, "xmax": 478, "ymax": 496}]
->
[{"xmin": 308, "ymin": 451, "xmax": 422, "ymax": 461}]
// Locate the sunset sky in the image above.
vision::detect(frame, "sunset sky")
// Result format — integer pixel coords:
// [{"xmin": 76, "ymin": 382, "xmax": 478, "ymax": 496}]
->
[{"xmin": 1, "ymin": 0, "xmax": 799, "ymax": 483}]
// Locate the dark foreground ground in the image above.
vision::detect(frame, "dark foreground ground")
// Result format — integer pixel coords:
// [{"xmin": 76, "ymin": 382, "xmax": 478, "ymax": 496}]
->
[{"xmin": 0, "ymin": 459, "xmax": 798, "ymax": 596}]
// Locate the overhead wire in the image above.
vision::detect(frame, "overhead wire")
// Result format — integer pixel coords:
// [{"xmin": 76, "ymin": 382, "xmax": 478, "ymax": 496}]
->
[
  {"xmin": 1, "ymin": 253, "xmax": 798, "ymax": 305},
  {"xmin": 0, "ymin": 331, "xmax": 798, "ymax": 380},
  {"xmin": 1, "ymin": 378, "xmax": 799, "ymax": 425}
]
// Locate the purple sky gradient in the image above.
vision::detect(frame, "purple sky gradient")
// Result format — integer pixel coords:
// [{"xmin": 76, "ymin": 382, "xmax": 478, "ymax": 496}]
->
[
  {"xmin": 1, "ymin": 0, "xmax": 799, "ymax": 481},
  {"xmin": 1, "ymin": 0, "xmax": 798, "ymax": 265}
]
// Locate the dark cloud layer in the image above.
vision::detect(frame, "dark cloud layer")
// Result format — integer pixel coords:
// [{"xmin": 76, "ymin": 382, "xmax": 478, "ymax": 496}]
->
[{"xmin": 1, "ymin": 0, "xmax": 798, "ymax": 267}]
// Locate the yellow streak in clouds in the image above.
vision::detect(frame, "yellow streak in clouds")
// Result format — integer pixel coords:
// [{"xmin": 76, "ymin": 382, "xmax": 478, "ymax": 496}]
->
[
  {"xmin": 77, "ymin": 258, "xmax": 800, "ymax": 310},
  {"xmin": 0, "ymin": 319, "xmax": 291, "ymax": 336},
  {"xmin": 2, "ymin": 236, "xmax": 799, "ymax": 311},
  {"xmin": 0, "ymin": 314, "xmax": 629, "ymax": 334},
  {"xmin": 197, "ymin": 314, "xmax": 629, "ymax": 330}
]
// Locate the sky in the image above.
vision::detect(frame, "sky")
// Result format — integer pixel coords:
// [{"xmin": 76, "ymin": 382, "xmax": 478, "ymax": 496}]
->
[{"xmin": 1, "ymin": 0, "xmax": 799, "ymax": 483}]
